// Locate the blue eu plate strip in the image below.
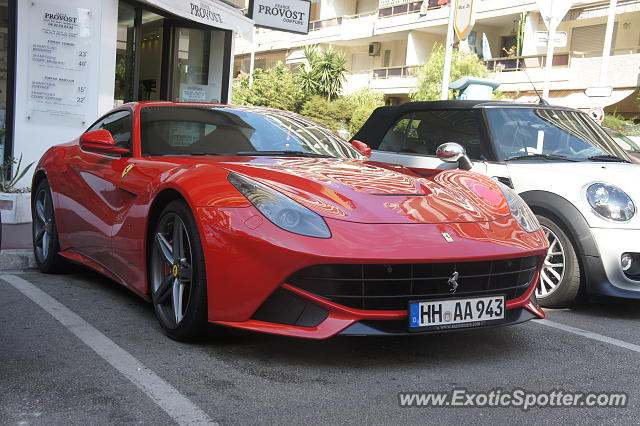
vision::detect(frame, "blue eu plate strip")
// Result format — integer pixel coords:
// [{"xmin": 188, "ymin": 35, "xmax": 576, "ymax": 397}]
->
[{"xmin": 409, "ymin": 302, "xmax": 419, "ymax": 328}]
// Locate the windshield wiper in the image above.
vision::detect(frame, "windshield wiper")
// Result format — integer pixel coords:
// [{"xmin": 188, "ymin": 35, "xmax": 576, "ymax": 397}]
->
[
  {"xmin": 587, "ymin": 154, "xmax": 629, "ymax": 162},
  {"xmin": 234, "ymin": 150, "xmax": 336, "ymax": 158},
  {"xmin": 504, "ymin": 153, "xmax": 578, "ymax": 162}
]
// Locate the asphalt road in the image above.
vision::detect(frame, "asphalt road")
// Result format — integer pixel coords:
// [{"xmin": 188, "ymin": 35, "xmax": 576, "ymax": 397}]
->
[{"xmin": 2, "ymin": 269, "xmax": 640, "ymax": 425}]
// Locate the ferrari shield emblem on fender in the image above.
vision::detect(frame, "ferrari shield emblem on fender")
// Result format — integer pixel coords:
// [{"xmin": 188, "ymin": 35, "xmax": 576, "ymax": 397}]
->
[
  {"xmin": 448, "ymin": 271, "xmax": 459, "ymax": 294},
  {"xmin": 442, "ymin": 232, "xmax": 454, "ymax": 243},
  {"xmin": 121, "ymin": 163, "xmax": 134, "ymax": 178}
]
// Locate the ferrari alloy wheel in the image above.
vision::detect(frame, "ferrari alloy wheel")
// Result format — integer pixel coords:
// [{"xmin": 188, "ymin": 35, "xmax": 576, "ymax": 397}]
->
[
  {"xmin": 150, "ymin": 200, "xmax": 207, "ymax": 341},
  {"xmin": 535, "ymin": 215, "xmax": 582, "ymax": 308},
  {"xmin": 32, "ymin": 180, "xmax": 66, "ymax": 273}
]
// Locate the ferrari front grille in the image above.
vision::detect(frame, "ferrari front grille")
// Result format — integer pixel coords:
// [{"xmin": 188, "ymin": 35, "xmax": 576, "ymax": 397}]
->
[{"xmin": 287, "ymin": 256, "xmax": 541, "ymax": 311}]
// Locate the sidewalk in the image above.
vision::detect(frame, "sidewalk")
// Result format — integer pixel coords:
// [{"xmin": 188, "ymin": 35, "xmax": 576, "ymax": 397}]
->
[{"xmin": 1, "ymin": 222, "xmax": 36, "ymax": 269}]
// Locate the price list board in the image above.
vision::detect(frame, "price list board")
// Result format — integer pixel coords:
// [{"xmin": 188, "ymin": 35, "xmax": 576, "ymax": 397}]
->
[{"xmin": 27, "ymin": 2, "xmax": 92, "ymax": 127}]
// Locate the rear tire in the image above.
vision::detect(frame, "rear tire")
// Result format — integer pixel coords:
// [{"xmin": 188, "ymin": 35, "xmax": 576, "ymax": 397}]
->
[
  {"xmin": 149, "ymin": 200, "xmax": 208, "ymax": 341},
  {"xmin": 32, "ymin": 179, "xmax": 68, "ymax": 273},
  {"xmin": 535, "ymin": 215, "xmax": 582, "ymax": 308}
]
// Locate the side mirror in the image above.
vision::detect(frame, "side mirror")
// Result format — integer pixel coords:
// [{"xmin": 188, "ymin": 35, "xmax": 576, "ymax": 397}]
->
[
  {"xmin": 79, "ymin": 129, "xmax": 129, "ymax": 156},
  {"xmin": 350, "ymin": 140, "xmax": 372, "ymax": 158},
  {"xmin": 436, "ymin": 142, "xmax": 473, "ymax": 171}
]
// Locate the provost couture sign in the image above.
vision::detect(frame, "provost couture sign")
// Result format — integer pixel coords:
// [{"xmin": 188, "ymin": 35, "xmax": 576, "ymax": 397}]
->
[
  {"xmin": 248, "ymin": 0, "xmax": 311, "ymax": 35},
  {"xmin": 27, "ymin": 2, "xmax": 93, "ymax": 127}
]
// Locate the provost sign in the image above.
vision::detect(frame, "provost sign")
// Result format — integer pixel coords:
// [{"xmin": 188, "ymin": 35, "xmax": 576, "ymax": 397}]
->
[{"xmin": 248, "ymin": 0, "xmax": 311, "ymax": 35}]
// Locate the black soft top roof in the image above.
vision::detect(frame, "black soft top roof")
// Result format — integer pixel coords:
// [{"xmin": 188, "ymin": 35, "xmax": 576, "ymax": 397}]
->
[{"xmin": 350, "ymin": 100, "xmax": 580, "ymax": 148}]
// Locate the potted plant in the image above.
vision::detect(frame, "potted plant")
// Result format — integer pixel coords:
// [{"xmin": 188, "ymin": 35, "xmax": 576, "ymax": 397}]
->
[{"xmin": 0, "ymin": 155, "xmax": 34, "ymax": 224}]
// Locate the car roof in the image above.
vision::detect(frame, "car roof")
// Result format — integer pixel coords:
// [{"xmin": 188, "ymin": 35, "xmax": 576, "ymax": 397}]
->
[
  {"xmin": 350, "ymin": 100, "xmax": 582, "ymax": 147},
  {"xmin": 121, "ymin": 101, "xmax": 297, "ymax": 116}
]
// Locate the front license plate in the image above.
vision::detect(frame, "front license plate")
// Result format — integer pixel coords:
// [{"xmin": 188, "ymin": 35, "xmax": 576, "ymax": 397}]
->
[{"xmin": 409, "ymin": 295, "xmax": 505, "ymax": 331}]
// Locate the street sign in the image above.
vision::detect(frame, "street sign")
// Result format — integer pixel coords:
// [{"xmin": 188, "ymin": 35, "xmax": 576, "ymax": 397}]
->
[
  {"xmin": 585, "ymin": 86, "xmax": 613, "ymax": 97},
  {"xmin": 454, "ymin": 0, "xmax": 475, "ymax": 40},
  {"xmin": 535, "ymin": 0, "xmax": 572, "ymax": 29},
  {"xmin": 588, "ymin": 106, "xmax": 605, "ymax": 123},
  {"xmin": 534, "ymin": 31, "xmax": 567, "ymax": 47}
]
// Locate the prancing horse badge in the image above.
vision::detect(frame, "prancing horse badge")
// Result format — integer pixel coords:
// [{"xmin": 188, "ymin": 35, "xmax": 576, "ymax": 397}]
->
[
  {"xmin": 442, "ymin": 232, "xmax": 454, "ymax": 243},
  {"xmin": 121, "ymin": 163, "xmax": 134, "ymax": 178}
]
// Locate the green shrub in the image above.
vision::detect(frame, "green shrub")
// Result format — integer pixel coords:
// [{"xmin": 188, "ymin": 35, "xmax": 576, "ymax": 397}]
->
[
  {"xmin": 341, "ymin": 89, "xmax": 385, "ymax": 136},
  {"xmin": 603, "ymin": 113, "xmax": 635, "ymax": 132},
  {"xmin": 232, "ymin": 63, "xmax": 306, "ymax": 112},
  {"xmin": 300, "ymin": 95, "xmax": 348, "ymax": 131},
  {"xmin": 411, "ymin": 43, "xmax": 491, "ymax": 101}
]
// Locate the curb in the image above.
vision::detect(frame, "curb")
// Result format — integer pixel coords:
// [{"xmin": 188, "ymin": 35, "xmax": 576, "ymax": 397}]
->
[{"xmin": 0, "ymin": 249, "xmax": 36, "ymax": 270}]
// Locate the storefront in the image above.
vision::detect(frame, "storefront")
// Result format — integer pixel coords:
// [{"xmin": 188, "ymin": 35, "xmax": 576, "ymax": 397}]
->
[{"xmin": 5, "ymin": 0, "xmax": 253, "ymax": 183}]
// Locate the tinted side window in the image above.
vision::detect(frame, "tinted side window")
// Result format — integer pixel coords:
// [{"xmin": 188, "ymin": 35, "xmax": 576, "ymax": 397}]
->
[
  {"xmin": 378, "ymin": 110, "xmax": 488, "ymax": 160},
  {"xmin": 87, "ymin": 110, "xmax": 132, "ymax": 151}
]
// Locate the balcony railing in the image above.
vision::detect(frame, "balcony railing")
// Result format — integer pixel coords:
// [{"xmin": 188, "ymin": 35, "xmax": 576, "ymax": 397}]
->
[
  {"xmin": 485, "ymin": 54, "xmax": 570, "ymax": 72},
  {"xmin": 309, "ymin": 17, "xmax": 343, "ymax": 31},
  {"xmin": 378, "ymin": 0, "xmax": 445, "ymax": 18},
  {"xmin": 309, "ymin": 10, "xmax": 378, "ymax": 31},
  {"xmin": 372, "ymin": 66, "xmax": 417, "ymax": 79},
  {"xmin": 571, "ymin": 46, "xmax": 640, "ymax": 58}
]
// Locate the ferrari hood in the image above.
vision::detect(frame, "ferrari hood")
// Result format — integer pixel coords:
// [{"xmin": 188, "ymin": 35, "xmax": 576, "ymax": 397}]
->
[{"xmin": 220, "ymin": 157, "xmax": 510, "ymax": 224}]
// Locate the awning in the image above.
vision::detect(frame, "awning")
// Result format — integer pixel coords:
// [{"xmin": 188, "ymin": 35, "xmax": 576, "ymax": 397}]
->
[
  {"xmin": 515, "ymin": 89, "xmax": 636, "ymax": 110},
  {"xmin": 139, "ymin": 0, "xmax": 254, "ymax": 40}
]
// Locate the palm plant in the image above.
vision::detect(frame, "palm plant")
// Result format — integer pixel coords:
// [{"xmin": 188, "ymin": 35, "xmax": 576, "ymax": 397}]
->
[
  {"xmin": 1, "ymin": 155, "xmax": 34, "ymax": 193},
  {"xmin": 300, "ymin": 45, "xmax": 349, "ymax": 101},
  {"xmin": 298, "ymin": 46, "xmax": 320, "ymax": 95}
]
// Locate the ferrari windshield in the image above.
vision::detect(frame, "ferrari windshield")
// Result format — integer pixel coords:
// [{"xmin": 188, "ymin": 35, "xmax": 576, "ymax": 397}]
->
[
  {"xmin": 140, "ymin": 105, "xmax": 361, "ymax": 159},
  {"xmin": 485, "ymin": 107, "xmax": 630, "ymax": 162}
]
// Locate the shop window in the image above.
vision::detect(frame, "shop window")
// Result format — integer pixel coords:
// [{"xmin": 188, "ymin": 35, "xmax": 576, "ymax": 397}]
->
[{"xmin": 114, "ymin": 1, "xmax": 230, "ymax": 105}]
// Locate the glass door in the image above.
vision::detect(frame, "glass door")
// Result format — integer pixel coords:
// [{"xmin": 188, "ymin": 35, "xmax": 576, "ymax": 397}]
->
[
  {"xmin": 169, "ymin": 27, "xmax": 226, "ymax": 103},
  {"xmin": 114, "ymin": 3, "xmax": 136, "ymax": 105}
]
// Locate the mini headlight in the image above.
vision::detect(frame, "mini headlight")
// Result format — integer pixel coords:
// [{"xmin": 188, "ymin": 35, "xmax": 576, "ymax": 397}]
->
[
  {"xmin": 228, "ymin": 173, "xmax": 331, "ymax": 238},
  {"xmin": 495, "ymin": 181, "xmax": 540, "ymax": 233},
  {"xmin": 586, "ymin": 183, "xmax": 635, "ymax": 222}
]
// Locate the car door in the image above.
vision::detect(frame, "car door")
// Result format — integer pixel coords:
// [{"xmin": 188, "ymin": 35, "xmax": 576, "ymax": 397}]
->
[
  {"xmin": 56, "ymin": 109, "xmax": 133, "ymax": 271},
  {"xmin": 369, "ymin": 109, "xmax": 489, "ymax": 175}
]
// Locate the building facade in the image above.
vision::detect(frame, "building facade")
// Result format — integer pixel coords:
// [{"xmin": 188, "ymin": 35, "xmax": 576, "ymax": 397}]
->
[
  {"xmin": 2, "ymin": 0, "xmax": 252, "ymax": 180},
  {"xmin": 234, "ymin": 0, "xmax": 640, "ymax": 116}
]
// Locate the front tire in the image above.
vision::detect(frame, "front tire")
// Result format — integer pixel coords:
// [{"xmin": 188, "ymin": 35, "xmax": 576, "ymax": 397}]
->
[
  {"xmin": 535, "ymin": 215, "xmax": 582, "ymax": 308},
  {"xmin": 32, "ymin": 179, "xmax": 67, "ymax": 273},
  {"xmin": 149, "ymin": 200, "xmax": 208, "ymax": 341}
]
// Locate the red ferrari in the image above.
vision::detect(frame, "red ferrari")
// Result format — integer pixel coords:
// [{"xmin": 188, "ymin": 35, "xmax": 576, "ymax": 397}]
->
[{"xmin": 32, "ymin": 102, "xmax": 548, "ymax": 340}]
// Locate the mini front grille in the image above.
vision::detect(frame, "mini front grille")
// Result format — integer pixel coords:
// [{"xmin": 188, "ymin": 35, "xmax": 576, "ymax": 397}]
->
[{"xmin": 287, "ymin": 256, "xmax": 541, "ymax": 311}]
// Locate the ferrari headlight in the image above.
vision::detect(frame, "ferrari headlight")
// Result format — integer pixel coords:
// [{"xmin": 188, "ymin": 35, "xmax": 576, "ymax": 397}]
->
[
  {"xmin": 495, "ymin": 181, "xmax": 540, "ymax": 233},
  {"xmin": 586, "ymin": 183, "xmax": 635, "ymax": 222},
  {"xmin": 228, "ymin": 173, "xmax": 331, "ymax": 238}
]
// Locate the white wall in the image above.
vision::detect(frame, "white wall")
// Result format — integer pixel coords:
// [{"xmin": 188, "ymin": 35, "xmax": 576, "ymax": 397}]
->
[
  {"xmin": 13, "ymin": 0, "xmax": 117, "ymax": 185},
  {"xmin": 406, "ymin": 31, "xmax": 443, "ymax": 66},
  {"xmin": 320, "ymin": 0, "xmax": 356, "ymax": 19}
]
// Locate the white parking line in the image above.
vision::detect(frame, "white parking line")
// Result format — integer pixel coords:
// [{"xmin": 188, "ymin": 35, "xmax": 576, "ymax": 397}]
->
[
  {"xmin": 1, "ymin": 274, "xmax": 217, "ymax": 426},
  {"xmin": 537, "ymin": 319, "xmax": 640, "ymax": 354}
]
